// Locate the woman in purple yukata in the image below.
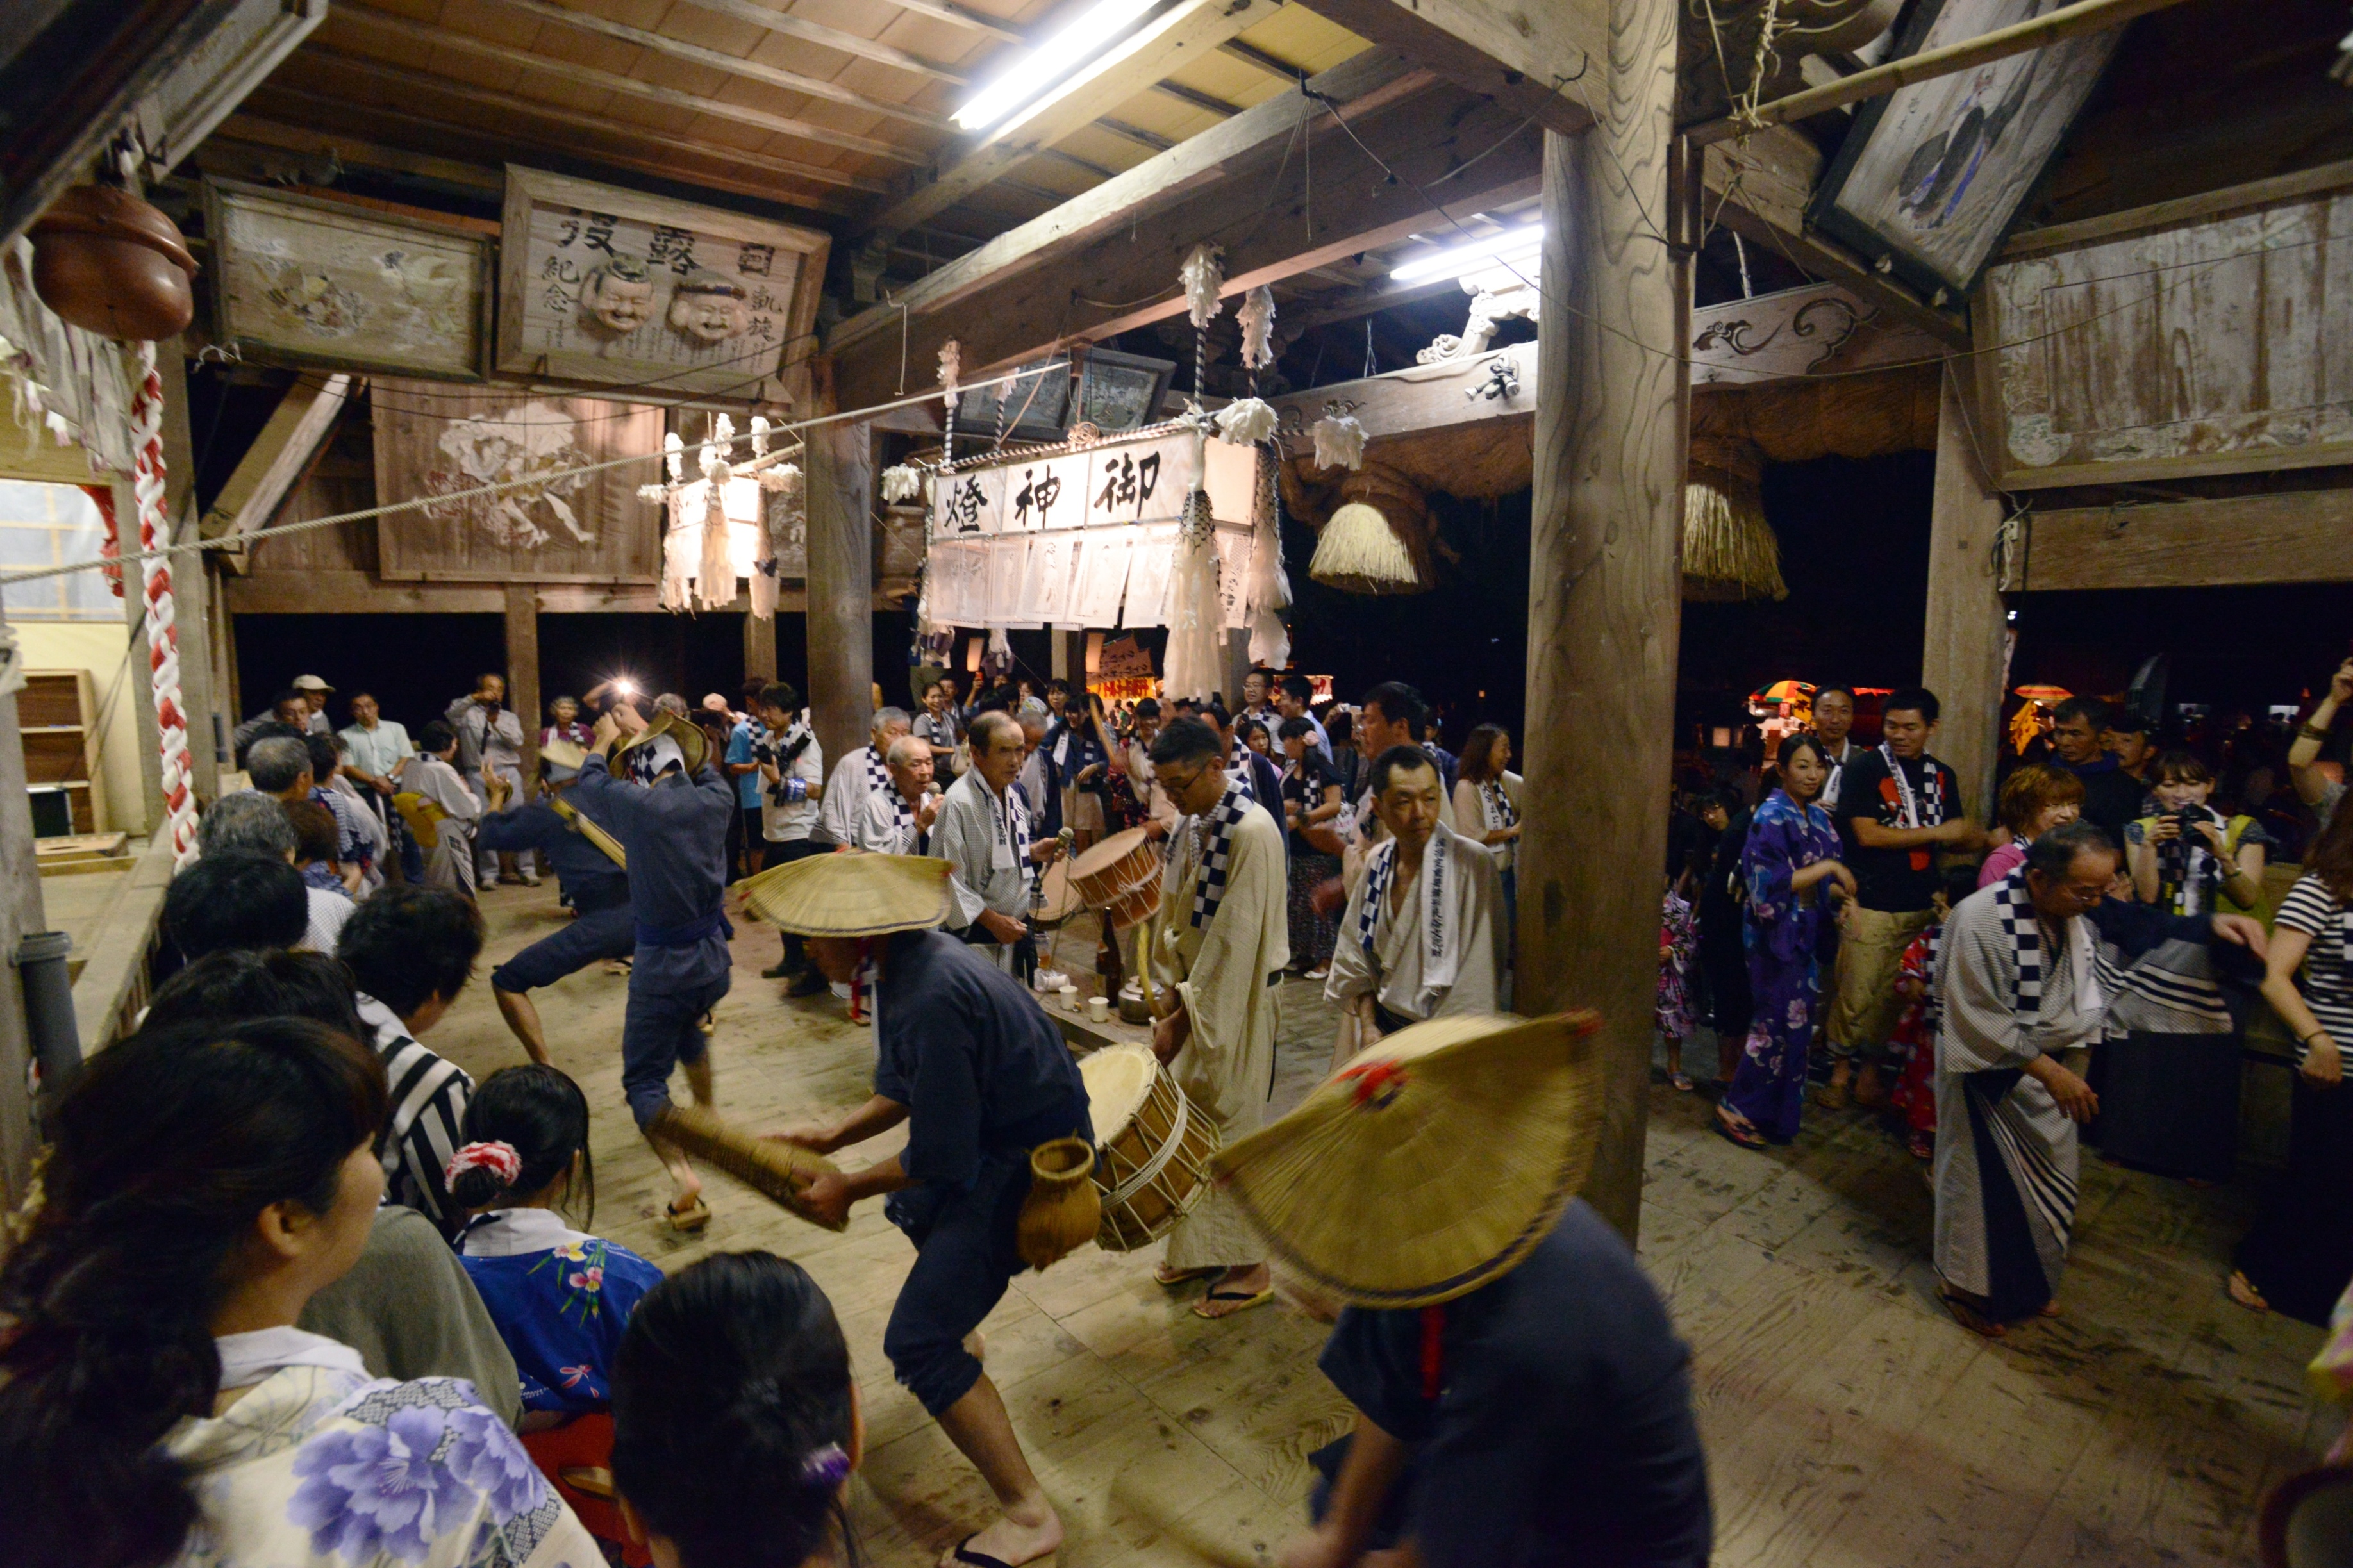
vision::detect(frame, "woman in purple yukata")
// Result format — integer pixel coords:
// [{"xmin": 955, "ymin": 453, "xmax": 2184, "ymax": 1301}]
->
[
  {"xmin": 453, "ymin": 1065, "xmax": 664, "ymax": 1423},
  {"xmin": 1718, "ymin": 734, "xmax": 1854, "ymax": 1149}
]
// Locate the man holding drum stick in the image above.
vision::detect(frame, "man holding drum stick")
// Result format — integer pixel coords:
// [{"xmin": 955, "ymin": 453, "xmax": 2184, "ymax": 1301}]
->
[
  {"xmin": 1145, "ymin": 716, "xmax": 1292, "ymax": 1320},
  {"xmin": 760, "ymin": 852, "xmax": 1091, "ymax": 1568}
]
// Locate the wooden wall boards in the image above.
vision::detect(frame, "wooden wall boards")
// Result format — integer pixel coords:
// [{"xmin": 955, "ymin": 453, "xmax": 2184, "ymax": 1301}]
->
[
  {"xmin": 204, "ymin": 180, "xmax": 491, "ymax": 380},
  {"xmin": 1979, "ymin": 170, "xmax": 2353, "ymax": 490},
  {"xmin": 495, "ymin": 167, "xmax": 827, "ymax": 404},
  {"xmin": 370, "ymin": 378, "xmax": 663, "ymax": 584}
]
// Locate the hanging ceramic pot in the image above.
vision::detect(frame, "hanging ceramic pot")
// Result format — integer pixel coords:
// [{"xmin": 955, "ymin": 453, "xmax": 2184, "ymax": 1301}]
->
[{"xmin": 28, "ymin": 185, "xmax": 199, "ymax": 342}]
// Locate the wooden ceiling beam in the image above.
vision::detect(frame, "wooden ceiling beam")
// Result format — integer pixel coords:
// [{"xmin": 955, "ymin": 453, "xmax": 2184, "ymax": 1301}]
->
[
  {"xmin": 329, "ymin": 3, "xmax": 923, "ymax": 167},
  {"xmin": 833, "ymin": 48, "xmax": 1426, "ymax": 343},
  {"xmin": 678, "ymin": 0, "xmax": 971, "ymax": 87},
  {"xmin": 1149, "ymin": 78, "xmax": 1247, "ymax": 117},
  {"xmin": 1218, "ymin": 37, "xmax": 1305, "ymax": 78},
  {"xmin": 854, "ymin": 0, "xmax": 1277, "ymax": 238},
  {"xmin": 877, "ymin": 0, "xmax": 1026, "ymax": 44},
  {"xmin": 1290, "ymin": 0, "xmax": 1604, "ymax": 137},
  {"xmin": 247, "ymin": 72, "xmax": 869, "ymax": 210},
  {"xmin": 208, "ymin": 114, "xmax": 506, "ymax": 195},
  {"xmin": 472, "ymin": 0, "xmax": 954, "ymax": 130},
  {"xmin": 1097, "ymin": 117, "xmax": 1177, "ymax": 153},
  {"xmin": 833, "ymin": 79, "xmax": 1544, "ymax": 408}
]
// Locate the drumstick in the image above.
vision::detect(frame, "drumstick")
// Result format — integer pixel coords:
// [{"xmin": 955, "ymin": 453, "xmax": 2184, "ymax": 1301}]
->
[{"xmin": 649, "ymin": 1104, "xmax": 848, "ymax": 1232}]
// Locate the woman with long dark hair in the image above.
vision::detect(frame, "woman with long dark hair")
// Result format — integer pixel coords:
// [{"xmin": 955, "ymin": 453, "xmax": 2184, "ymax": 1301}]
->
[
  {"xmin": 0, "ymin": 1018, "xmax": 597, "ymax": 1568},
  {"xmin": 612, "ymin": 1251, "xmax": 861, "ymax": 1568},
  {"xmin": 1717, "ymin": 733, "xmax": 1855, "ymax": 1148},
  {"xmin": 2232, "ymin": 802, "xmax": 2353, "ymax": 1321}
]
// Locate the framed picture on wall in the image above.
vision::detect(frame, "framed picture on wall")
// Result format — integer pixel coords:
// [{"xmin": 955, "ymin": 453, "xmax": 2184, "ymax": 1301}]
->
[
  {"xmin": 204, "ymin": 179, "xmax": 492, "ymax": 379},
  {"xmin": 1805, "ymin": 0, "xmax": 2122, "ymax": 299},
  {"xmin": 954, "ymin": 357, "xmax": 1073, "ymax": 443},
  {"xmin": 495, "ymin": 166, "xmax": 829, "ymax": 402},
  {"xmin": 1075, "ymin": 348, "xmax": 1175, "ymax": 433}
]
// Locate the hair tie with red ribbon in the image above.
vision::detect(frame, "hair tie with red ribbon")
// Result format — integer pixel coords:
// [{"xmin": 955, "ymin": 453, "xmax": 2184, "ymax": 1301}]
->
[{"xmin": 444, "ymin": 1140, "xmax": 523, "ymax": 1191}]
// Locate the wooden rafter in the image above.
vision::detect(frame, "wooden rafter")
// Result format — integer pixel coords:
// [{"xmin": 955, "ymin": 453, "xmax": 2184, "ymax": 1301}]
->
[
  {"xmin": 1293, "ymin": 0, "xmax": 1602, "ymax": 137},
  {"xmin": 833, "ymin": 77, "xmax": 1545, "ymax": 407},
  {"xmin": 833, "ymin": 50, "xmax": 1424, "ymax": 344},
  {"xmin": 856, "ymin": 0, "xmax": 1277, "ymax": 238},
  {"xmin": 877, "ymin": 0, "xmax": 1027, "ymax": 44},
  {"xmin": 470, "ymin": 0, "xmax": 956, "ymax": 131},
  {"xmin": 245, "ymin": 74, "xmax": 870, "ymax": 211},
  {"xmin": 326, "ymin": 3, "xmax": 924, "ymax": 168},
  {"xmin": 679, "ymin": 0, "xmax": 972, "ymax": 86}
]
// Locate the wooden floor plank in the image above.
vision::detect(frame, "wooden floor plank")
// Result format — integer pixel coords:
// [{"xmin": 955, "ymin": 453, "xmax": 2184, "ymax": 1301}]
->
[{"xmin": 408, "ymin": 887, "xmax": 2336, "ymax": 1568}]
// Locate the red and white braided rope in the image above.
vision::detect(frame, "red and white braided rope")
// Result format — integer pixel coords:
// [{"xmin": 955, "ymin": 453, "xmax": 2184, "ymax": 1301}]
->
[{"xmin": 129, "ymin": 342, "xmax": 197, "ymax": 868}]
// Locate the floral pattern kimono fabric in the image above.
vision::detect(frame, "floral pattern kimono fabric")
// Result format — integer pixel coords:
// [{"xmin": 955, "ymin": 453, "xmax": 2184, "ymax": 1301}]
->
[
  {"xmin": 458, "ymin": 1207, "xmax": 663, "ymax": 1416},
  {"xmin": 164, "ymin": 1329, "xmax": 598, "ymax": 1567},
  {"xmin": 1723, "ymin": 790, "xmax": 1843, "ymax": 1142}
]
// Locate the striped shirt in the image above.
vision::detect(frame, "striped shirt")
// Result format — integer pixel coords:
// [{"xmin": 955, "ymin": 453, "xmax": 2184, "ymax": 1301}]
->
[
  {"xmin": 2275, "ymin": 874, "xmax": 2353, "ymax": 1061},
  {"xmin": 356, "ymin": 993, "xmax": 472, "ymax": 1238}
]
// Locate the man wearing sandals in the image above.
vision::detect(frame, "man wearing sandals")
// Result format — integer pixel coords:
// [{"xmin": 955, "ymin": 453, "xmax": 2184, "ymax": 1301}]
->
[
  {"xmin": 1145, "ymin": 716, "xmax": 1290, "ymax": 1321},
  {"xmin": 571, "ymin": 713, "xmax": 736, "ymax": 1232},
  {"xmin": 1933, "ymin": 820, "xmax": 2266, "ymax": 1336}
]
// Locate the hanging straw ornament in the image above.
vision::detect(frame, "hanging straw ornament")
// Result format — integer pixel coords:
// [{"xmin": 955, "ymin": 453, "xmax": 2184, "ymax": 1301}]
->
[
  {"xmin": 1213, "ymin": 397, "xmax": 1276, "ymax": 445},
  {"xmin": 1311, "ymin": 411, "xmax": 1366, "ymax": 471},
  {"xmin": 1245, "ymin": 444, "xmax": 1292, "ymax": 668},
  {"xmin": 697, "ymin": 415, "xmax": 737, "ymax": 609},
  {"xmin": 1237, "ymin": 285, "xmax": 1276, "ymax": 372},
  {"xmin": 939, "ymin": 339, "xmax": 961, "ymax": 474},
  {"xmin": 651, "ymin": 431, "xmax": 694, "ymax": 611},
  {"xmin": 1681, "ymin": 435, "xmax": 1786, "ymax": 601},
  {"xmin": 1163, "ymin": 243, "xmax": 1227, "ymax": 702},
  {"xmin": 1181, "ymin": 244, "xmax": 1224, "ymax": 331},
  {"xmin": 880, "ymin": 464, "xmax": 922, "ymax": 503}
]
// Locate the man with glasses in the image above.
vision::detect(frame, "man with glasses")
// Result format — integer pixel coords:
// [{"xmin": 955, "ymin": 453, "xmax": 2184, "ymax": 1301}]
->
[{"xmin": 1933, "ymin": 820, "xmax": 2266, "ymax": 1337}]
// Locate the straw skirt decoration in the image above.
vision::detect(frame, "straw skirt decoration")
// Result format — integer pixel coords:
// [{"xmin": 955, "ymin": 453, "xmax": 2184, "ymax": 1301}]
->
[
  {"xmin": 736, "ymin": 851, "xmax": 951, "ymax": 937},
  {"xmin": 1308, "ymin": 501, "xmax": 1422, "ymax": 595},
  {"xmin": 1210, "ymin": 1011, "xmax": 1604, "ymax": 1308},
  {"xmin": 1681, "ymin": 434, "xmax": 1787, "ymax": 602}
]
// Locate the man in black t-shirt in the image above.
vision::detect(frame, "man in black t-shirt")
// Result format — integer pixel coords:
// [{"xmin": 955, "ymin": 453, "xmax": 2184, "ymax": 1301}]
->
[{"xmin": 1825, "ymin": 687, "xmax": 1984, "ymax": 1109}]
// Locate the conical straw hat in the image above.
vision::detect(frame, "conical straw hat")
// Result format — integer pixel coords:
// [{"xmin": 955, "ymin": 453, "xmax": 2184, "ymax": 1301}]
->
[
  {"xmin": 610, "ymin": 709, "xmax": 708, "ymax": 779},
  {"xmin": 540, "ymin": 739, "xmax": 589, "ymax": 777},
  {"xmin": 1210, "ymin": 1010, "xmax": 1604, "ymax": 1308},
  {"xmin": 737, "ymin": 851, "xmax": 951, "ymax": 937}
]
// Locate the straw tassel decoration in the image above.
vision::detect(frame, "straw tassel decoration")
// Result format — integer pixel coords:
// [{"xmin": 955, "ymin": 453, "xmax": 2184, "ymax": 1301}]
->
[
  {"xmin": 697, "ymin": 415, "xmax": 736, "ymax": 610},
  {"xmin": 652, "ymin": 433, "xmax": 692, "ymax": 611}
]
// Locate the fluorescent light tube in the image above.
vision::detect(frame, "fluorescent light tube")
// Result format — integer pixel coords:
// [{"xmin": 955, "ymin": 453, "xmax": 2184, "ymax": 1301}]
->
[
  {"xmin": 1388, "ymin": 222, "xmax": 1544, "ymax": 283},
  {"xmin": 954, "ymin": 0, "xmax": 1161, "ymax": 131}
]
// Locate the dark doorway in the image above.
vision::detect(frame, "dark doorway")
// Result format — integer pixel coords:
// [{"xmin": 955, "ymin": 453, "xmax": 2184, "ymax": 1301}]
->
[{"xmin": 233, "ymin": 613, "xmax": 503, "ymax": 736}]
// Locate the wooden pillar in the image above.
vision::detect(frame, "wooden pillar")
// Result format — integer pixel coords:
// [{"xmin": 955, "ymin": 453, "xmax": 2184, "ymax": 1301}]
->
[
  {"xmin": 0, "ymin": 602, "xmax": 50, "ymax": 1209},
  {"xmin": 504, "ymin": 585, "xmax": 540, "ymax": 778},
  {"xmin": 743, "ymin": 609, "xmax": 778, "ymax": 684},
  {"xmin": 1919, "ymin": 366, "xmax": 2008, "ymax": 825},
  {"xmin": 804, "ymin": 418, "xmax": 875, "ymax": 771},
  {"xmin": 1515, "ymin": 0, "xmax": 1686, "ymax": 1244},
  {"xmin": 1222, "ymin": 629, "xmax": 1251, "ymax": 713}
]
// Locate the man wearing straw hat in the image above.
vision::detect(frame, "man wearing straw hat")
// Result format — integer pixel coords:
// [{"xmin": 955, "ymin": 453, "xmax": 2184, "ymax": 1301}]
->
[
  {"xmin": 1213, "ymin": 1014, "xmax": 1714, "ymax": 1568},
  {"xmin": 1145, "ymin": 716, "xmax": 1290, "ymax": 1319},
  {"xmin": 477, "ymin": 738, "xmax": 633, "ymax": 1066},
  {"xmin": 571, "ymin": 711, "xmax": 736, "ymax": 1231},
  {"xmin": 757, "ymin": 851, "xmax": 1090, "ymax": 1568}
]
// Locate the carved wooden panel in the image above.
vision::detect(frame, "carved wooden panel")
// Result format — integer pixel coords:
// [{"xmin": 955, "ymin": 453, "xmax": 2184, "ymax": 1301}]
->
[
  {"xmin": 1979, "ymin": 183, "xmax": 2353, "ymax": 489},
  {"xmin": 370, "ymin": 379, "xmax": 663, "ymax": 584},
  {"xmin": 1688, "ymin": 283, "xmax": 1945, "ymax": 386}
]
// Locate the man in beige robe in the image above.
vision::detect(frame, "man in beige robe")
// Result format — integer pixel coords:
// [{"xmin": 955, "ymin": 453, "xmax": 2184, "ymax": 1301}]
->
[
  {"xmin": 1145, "ymin": 716, "xmax": 1290, "ymax": 1320},
  {"xmin": 1326, "ymin": 746, "xmax": 1502, "ymax": 1066}
]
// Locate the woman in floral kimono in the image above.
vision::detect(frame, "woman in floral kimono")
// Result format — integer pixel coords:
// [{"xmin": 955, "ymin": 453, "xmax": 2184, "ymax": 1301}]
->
[
  {"xmin": 453, "ymin": 1065, "xmax": 664, "ymax": 1421},
  {"xmin": 0, "ymin": 1016, "xmax": 597, "ymax": 1568},
  {"xmin": 1718, "ymin": 734, "xmax": 1855, "ymax": 1148}
]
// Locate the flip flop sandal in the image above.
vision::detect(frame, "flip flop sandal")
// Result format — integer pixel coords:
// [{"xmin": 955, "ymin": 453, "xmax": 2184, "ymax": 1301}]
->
[
  {"xmin": 1940, "ymin": 1289, "xmax": 2006, "ymax": 1339},
  {"xmin": 1154, "ymin": 1264, "xmax": 1219, "ymax": 1288},
  {"xmin": 665, "ymin": 1194, "xmax": 711, "ymax": 1233},
  {"xmin": 1193, "ymin": 1286, "xmax": 1274, "ymax": 1320},
  {"xmin": 945, "ymin": 1537, "xmax": 1051, "ymax": 1568},
  {"xmin": 2228, "ymin": 1271, "xmax": 2271, "ymax": 1313},
  {"xmin": 1712, "ymin": 1111, "xmax": 1767, "ymax": 1151},
  {"xmin": 1906, "ymin": 1132, "xmax": 1935, "ymax": 1161},
  {"xmin": 1669, "ymin": 1073, "xmax": 1695, "ymax": 1093}
]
